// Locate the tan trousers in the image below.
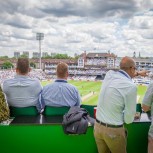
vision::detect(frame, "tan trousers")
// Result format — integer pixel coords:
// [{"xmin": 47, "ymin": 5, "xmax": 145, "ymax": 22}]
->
[
  {"xmin": 148, "ymin": 136, "xmax": 153, "ymax": 153},
  {"xmin": 94, "ymin": 121, "xmax": 127, "ymax": 153}
]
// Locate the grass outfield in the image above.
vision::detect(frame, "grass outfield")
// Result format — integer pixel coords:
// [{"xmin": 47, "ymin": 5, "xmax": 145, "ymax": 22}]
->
[{"xmin": 41, "ymin": 80, "xmax": 148, "ymax": 105}]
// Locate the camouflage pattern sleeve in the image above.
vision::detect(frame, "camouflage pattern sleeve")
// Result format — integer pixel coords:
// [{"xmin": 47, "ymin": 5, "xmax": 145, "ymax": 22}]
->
[{"xmin": 0, "ymin": 86, "xmax": 10, "ymax": 122}]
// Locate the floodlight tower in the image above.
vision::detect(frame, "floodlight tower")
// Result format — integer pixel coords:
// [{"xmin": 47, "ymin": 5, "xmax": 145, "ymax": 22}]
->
[{"xmin": 36, "ymin": 33, "xmax": 44, "ymax": 69}]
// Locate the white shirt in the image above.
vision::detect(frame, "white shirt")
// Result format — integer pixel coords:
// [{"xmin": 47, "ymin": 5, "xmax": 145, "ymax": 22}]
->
[
  {"xmin": 142, "ymin": 82, "xmax": 153, "ymax": 137},
  {"xmin": 96, "ymin": 70, "xmax": 137, "ymax": 125}
]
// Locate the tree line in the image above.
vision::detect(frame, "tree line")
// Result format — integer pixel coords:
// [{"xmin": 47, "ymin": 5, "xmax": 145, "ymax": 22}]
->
[{"xmin": 0, "ymin": 53, "xmax": 79, "ymax": 69}]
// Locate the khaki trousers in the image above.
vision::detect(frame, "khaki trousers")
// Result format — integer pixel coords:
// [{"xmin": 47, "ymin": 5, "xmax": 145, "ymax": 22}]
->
[
  {"xmin": 148, "ymin": 136, "xmax": 153, "ymax": 153},
  {"xmin": 94, "ymin": 121, "xmax": 127, "ymax": 153}
]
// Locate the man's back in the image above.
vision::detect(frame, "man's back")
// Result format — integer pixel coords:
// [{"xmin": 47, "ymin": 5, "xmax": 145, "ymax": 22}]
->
[
  {"xmin": 96, "ymin": 70, "xmax": 137, "ymax": 125},
  {"xmin": 94, "ymin": 57, "xmax": 148, "ymax": 153},
  {"xmin": 41, "ymin": 80, "xmax": 81, "ymax": 107},
  {"xmin": 3, "ymin": 75, "xmax": 42, "ymax": 110}
]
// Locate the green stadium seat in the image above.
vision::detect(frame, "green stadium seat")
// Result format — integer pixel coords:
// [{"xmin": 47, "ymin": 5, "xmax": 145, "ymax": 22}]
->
[
  {"xmin": 43, "ymin": 106, "xmax": 70, "ymax": 116},
  {"xmin": 9, "ymin": 106, "xmax": 39, "ymax": 117},
  {"xmin": 136, "ymin": 103, "xmax": 142, "ymax": 113},
  {"xmin": 81, "ymin": 104, "xmax": 97, "ymax": 118}
]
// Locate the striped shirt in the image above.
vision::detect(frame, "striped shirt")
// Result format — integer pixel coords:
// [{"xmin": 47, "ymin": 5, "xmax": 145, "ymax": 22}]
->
[{"xmin": 41, "ymin": 79, "xmax": 81, "ymax": 107}]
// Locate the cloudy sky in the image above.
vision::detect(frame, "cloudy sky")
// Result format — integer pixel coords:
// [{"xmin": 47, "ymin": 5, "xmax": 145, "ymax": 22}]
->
[{"xmin": 0, "ymin": 0, "xmax": 153, "ymax": 58}]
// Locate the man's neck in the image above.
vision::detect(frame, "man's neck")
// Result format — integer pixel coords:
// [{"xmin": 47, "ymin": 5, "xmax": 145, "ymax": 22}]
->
[
  {"xmin": 57, "ymin": 77, "xmax": 67, "ymax": 80},
  {"xmin": 16, "ymin": 72, "xmax": 29, "ymax": 76}
]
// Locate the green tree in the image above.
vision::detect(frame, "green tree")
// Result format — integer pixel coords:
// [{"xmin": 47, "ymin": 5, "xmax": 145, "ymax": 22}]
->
[
  {"xmin": 1, "ymin": 61, "xmax": 14, "ymax": 69},
  {"xmin": 30, "ymin": 62, "xmax": 36, "ymax": 68},
  {"xmin": 42, "ymin": 55, "xmax": 52, "ymax": 59},
  {"xmin": 20, "ymin": 54, "xmax": 28, "ymax": 58},
  {"xmin": 0, "ymin": 56, "xmax": 9, "ymax": 60},
  {"xmin": 74, "ymin": 55, "xmax": 80, "ymax": 59},
  {"xmin": 53, "ymin": 54, "xmax": 69, "ymax": 59}
]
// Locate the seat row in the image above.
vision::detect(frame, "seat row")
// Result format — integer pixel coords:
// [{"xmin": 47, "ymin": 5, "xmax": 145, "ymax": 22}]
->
[{"xmin": 9, "ymin": 105, "xmax": 97, "ymax": 118}]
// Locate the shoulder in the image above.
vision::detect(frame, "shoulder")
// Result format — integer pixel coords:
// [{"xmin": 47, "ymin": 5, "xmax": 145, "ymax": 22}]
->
[
  {"xmin": 26, "ymin": 78, "xmax": 42, "ymax": 88},
  {"xmin": 3, "ymin": 78, "xmax": 13, "ymax": 85},
  {"xmin": 105, "ymin": 70, "xmax": 117, "ymax": 79},
  {"xmin": 67, "ymin": 83, "xmax": 78, "ymax": 91},
  {"xmin": 146, "ymin": 82, "xmax": 153, "ymax": 90},
  {"xmin": 42, "ymin": 83, "xmax": 54, "ymax": 90},
  {"xmin": 105, "ymin": 70, "xmax": 115, "ymax": 75},
  {"xmin": 149, "ymin": 82, "xmax": 153, "ymax": 86},
  {"xmin": 3, "ymin": 78, "xmax": 13, "ymax": 82},
  {"xmin": 28, "ymin": 77, "xmax": 41, "ymax": 83}
]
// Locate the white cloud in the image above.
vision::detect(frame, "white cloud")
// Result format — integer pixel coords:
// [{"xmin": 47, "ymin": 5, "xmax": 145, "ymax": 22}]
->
[{"xmin": 0, "ymin": 0, "xmax": 153, "ymax": 57}]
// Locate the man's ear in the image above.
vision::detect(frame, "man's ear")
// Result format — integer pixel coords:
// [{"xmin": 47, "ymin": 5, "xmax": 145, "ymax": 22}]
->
[
  {"xmin": 16, "ymin": 68, "xmax": 19, "ymax": 73},
  {"xmin": 66, "ymin": 71, "xmax": 69, "ymax": 77}
]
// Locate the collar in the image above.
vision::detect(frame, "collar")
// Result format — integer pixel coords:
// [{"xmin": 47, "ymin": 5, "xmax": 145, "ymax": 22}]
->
[
  {"xmin": 118, "ymin": 70, "xmax": 131, "ymax": 80},
  {"xmin": 55, "ymin": 79, "xmax": 68, "ymax": 83},
  {"xmin": 15, "ymin": 75, "xmax": 29, "ymax": 78}
]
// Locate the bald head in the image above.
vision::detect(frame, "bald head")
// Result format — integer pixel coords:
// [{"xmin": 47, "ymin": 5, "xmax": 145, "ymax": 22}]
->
[
  {"xmin": 56, "ymin": 62, "xmax": 68, "ymax": 79},
  {"xmin": 120, "ymin": 56, "xmax": 135, "ymax": 71}
]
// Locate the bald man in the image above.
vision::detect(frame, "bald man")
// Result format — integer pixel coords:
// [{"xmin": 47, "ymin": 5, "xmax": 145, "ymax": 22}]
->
[
  {"xmin": 41, "ymin": 62, "xmax": 81, "ymax": 107},
  {"xmin": 94, "ymin": 56, "xmax": 147, "ymax": 153}
]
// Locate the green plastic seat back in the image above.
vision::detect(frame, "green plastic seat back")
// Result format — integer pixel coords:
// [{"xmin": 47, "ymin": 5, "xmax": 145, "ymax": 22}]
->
[
  {"xmin": 136, "ymin": 103, "xmax": 142, "ymax": 113},
  {"xmin": 9, "ymin": 106, "xmax": 39, "ymax": 117},
  {"xmin": 81, "ymin": 105, "xmax": 96, "ymax": 118},
  {"xmin": 43, "ymin": 106, "xmax": 70, "ymax": 116}
]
